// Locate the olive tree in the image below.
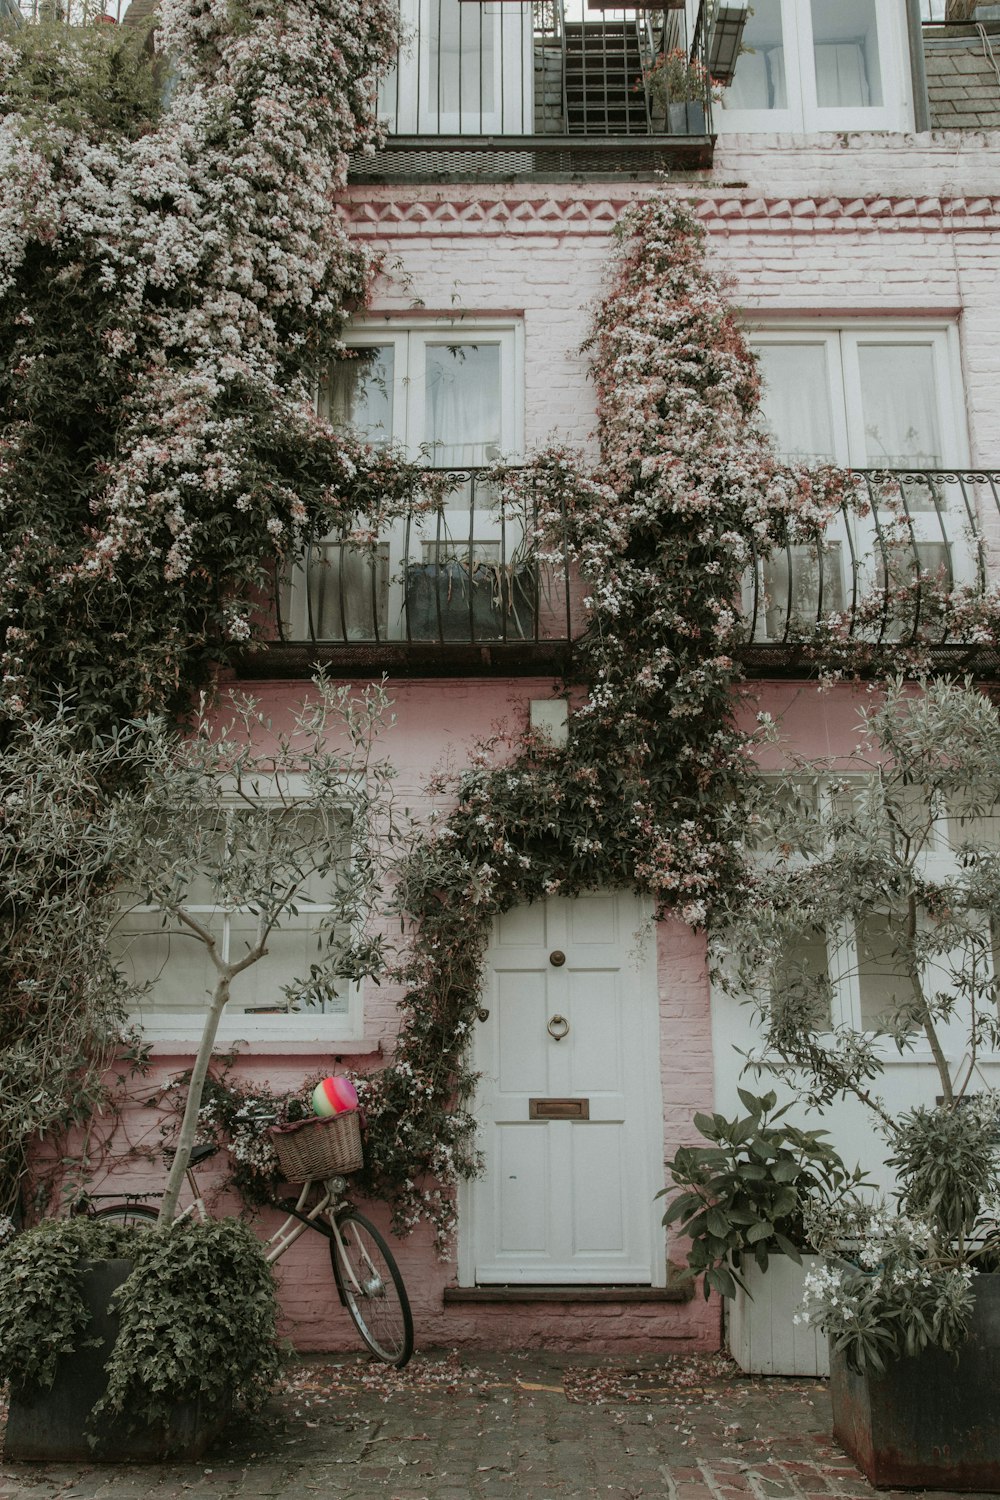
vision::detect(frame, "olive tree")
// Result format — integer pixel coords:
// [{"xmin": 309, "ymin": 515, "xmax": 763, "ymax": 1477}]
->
[
  {"xmin": 1, "ymin": 677, "xmax": 398, "ymax": 1222},
  {"xmin": 714, "ymin": 678, "xmax": 1000, "ymax": 1369}
]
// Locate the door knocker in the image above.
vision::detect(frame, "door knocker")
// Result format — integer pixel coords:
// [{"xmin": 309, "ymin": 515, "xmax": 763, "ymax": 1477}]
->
[{"xmin": 547, "ymin": 1014, "xmax": 570, "ymax": 1041}]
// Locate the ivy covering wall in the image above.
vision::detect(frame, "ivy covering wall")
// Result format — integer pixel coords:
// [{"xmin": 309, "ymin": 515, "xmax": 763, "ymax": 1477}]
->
[{"xmin": 0, "ymin": 0, "xmax": 423, "ymax": 1210}]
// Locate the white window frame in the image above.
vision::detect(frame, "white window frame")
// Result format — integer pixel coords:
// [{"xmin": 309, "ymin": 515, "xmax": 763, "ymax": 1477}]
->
[
  {"xmin": 749, "ymin": 324, "xmax": 966, "ymax": 470},
  {"xmin": 284, "ymin": 320, "xmax": 525, "ymax": 644},
  {"xmin": 118, "ymin": 776, "xmax": 365, "ymax": 1049},
  {"xmin": 747, "ymin": 322, "xmax": 971, "ymax": 643},
  {"xmin": 322, "ymin": 321, "xmax": 523, "ymax": 461},
  {"xmin": 712, "ymin": 0, "xmax": 913, "ymax": 135}
]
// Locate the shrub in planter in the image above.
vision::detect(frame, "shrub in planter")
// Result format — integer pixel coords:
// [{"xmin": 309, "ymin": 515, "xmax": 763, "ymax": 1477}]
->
[
  {"xmin": 0, "ymin": 1216, "xmax": 279, "ymax": 1459},
  {"xmin": 661, "ymin": 1088, "xmax": 862, "ymax": 1299}
]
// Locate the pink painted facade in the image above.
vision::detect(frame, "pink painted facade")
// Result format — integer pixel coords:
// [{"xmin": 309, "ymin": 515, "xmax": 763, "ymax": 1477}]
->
[{"xmin": 99, "ymin": 10, "xmax": 1000, "ymax": 1351}]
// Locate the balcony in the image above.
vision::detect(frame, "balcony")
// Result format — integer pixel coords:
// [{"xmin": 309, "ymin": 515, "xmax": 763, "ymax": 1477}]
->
[
  {"xmin": 742, "ymin": 469, "xmax": 1000, "ymax": 675},
  {"xmin": 254, "ymin": 468, "xmax": 584, "ymax": 678},
  {"xmin": 243, "ymin": 468, "xmax": 1000, "ymax": 680},
  {"xmin": 349, "ymin": 2, "xmax": 715, "ymax": 184}
]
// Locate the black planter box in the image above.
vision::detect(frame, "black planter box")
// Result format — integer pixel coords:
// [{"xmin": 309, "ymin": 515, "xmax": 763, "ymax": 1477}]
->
[
  {"xmin": 4, "ymin": 1259, "xmax": 226, "ymax": 1462},
  {"xmin": 830, "ymin": 1273, "xmax": 1000, "ymax": 1490},
  {"xmin": 404, "ymin": 562, "xmax": 535, "ymax": 642}
]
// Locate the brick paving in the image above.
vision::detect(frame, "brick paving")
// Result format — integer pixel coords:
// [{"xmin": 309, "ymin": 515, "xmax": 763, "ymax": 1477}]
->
[{"xmin": 0, "ymin": 1350, "xmax": 993, "ymax": 1500}]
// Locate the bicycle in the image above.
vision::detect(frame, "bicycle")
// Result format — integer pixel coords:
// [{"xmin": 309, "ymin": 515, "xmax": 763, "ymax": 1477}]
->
[{"xmin": 80, "ymin": 1112, "xmax": 414, "ymax": 1369}]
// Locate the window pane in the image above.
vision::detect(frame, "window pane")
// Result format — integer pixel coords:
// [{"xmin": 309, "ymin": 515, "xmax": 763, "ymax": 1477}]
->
[
  {"xmin": 773, "ymin": 925, "xmax": 833, "ymax": 1030},
  {"xmin": 857, "ymin": 912, "xmax": 914, "ymax": 1031},
  {"xmin": 424, "ymin": 343, "xmax": 502, "ymax": 465},
  {"xmin": 832, "ymin": 780, "xmax": 934, "ymax": 853},
  {"xmin": 304, "ymin": 541, "xmax": 389, "ymax": 642},
  {"xmin": 811, "ymin": 0, "xmax": 883, "ymax": 108},
  {"xmin": 323, "ymin": 346, "xmax": 395, "ymax": 443},
  {"xmin": 763, "ymin": 542, "xmax": 845, "ymax": 638},
  {"xmin": 876, "ymin": 540, "xmax": 952, "ymax": 639},
  {"xmin": 723, "ymin": 0, "xmax": 786, "ymax": 110},
  {"xmin": 948, "ymin": 796, "xmax": 1000, "ymax": 851},
  {"xmin": 430, "ymin": 0, "xmax": 495, "ymax": 115},
  {"xmin": 755, "ymin": 343, "xmax": 835, "ymax": 463},
  {"xmin": 116, "ymin": 912, "xmax": 223, "ymax": 1019},
  {"xmin": 858, "ymin": 344, "xmax": 942, "ymax": 468},
  {"xmin": 227, "ymin": 915, "xmax": 350, "ymax": 1015}
]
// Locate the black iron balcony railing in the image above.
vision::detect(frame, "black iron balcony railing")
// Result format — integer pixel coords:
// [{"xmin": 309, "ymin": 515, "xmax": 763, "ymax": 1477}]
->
[
  {"xmin": 350, "ymin": 1, "xmax": 715, "ymax": 182},
  {"xmin": 260, "ymin": 468, "xmax": 582, "ymax": 676},
  {"xmin": 249, "ymin": 468, "xmax": 1000, "ymax": 679},
  {"xmin": 743, "ymin": 469, "xmax": 1000, "ymax": 662}
]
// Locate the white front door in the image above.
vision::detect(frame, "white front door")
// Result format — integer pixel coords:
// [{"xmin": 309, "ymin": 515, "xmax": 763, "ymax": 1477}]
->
[{"xmin": 466, "ymin": 891, "xmax": 664, "ymax": 1285}]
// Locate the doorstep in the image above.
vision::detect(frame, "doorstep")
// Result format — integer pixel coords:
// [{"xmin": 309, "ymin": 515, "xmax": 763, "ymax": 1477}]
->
[{"xmin": 443, "ymin": 1285, "xmax": 692, "ymax": 1304}]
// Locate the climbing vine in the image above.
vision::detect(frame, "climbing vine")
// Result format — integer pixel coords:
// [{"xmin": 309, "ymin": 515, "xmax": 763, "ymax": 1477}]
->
[
  {"xmin": 0, "ymin": 0, "xmax": 427, "ymax": 733},
  {"xmin": 348, "ymin": 199, "xmax": 846, "ymax": 1245}
]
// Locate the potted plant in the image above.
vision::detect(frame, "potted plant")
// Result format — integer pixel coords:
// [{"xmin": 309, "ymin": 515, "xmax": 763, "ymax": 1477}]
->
[
  {"xmin": 715, "ymin": 678, "xmax": 1000, "ymax": 1487},
  {"xmin": 404, "ymin": 554, "xmax": 536, "ymax": 643},
  {"xmin": 640, "ymin": 49, "xmax": 714, "ymax": 134},
  {"xmin": 662, "ymin": 1089, "xmax": 863, "ymax": 1376},
  {"xmin": 0, "ymin": 1216, "xmax": 278, "ymax": 1461}
]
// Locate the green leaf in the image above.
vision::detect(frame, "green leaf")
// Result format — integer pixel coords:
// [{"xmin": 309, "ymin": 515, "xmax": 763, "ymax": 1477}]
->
[{"xmin": 745, "ymin": 1220, "xmax": 774, "ymax": 1244}]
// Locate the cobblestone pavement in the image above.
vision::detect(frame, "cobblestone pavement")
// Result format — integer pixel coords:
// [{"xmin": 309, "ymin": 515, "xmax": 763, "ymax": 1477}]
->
[{"xmin": 0, "ymin": 1350, "xmax": 990, "ymax": 1500}]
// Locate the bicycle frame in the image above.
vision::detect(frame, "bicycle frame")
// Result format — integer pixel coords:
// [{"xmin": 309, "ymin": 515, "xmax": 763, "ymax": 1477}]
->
[
  {"xmin": 266, "ymin": 1176, "xmax": 370, "ymax": 1302},
  {"xmin": 84, "ymin": 1154, "xmax": 414, "ymax": 1365},
  {"xmin": 139, "ymin": 1165, "xmax": 369, "ymax": 1301}
]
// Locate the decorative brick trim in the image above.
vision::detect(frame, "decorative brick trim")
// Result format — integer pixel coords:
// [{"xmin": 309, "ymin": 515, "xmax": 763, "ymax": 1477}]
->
[{"xmin": 340, "ymin": 192, "xmax": 1000, "ymax": 239}]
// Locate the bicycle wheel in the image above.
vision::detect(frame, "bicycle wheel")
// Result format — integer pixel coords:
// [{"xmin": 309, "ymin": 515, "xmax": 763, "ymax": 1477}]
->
[
  {"xmin": 330, "ymin": 1210, "xmax": 413, "ymax": 1367},
  {"xmin": 92, "ymin": 1203, "xmax": 160, "ymax": 1230}
]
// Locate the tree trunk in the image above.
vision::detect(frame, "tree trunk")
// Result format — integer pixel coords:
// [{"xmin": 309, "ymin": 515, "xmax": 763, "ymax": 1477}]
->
[{"xmin": 158, "ymin": 972, "xmax": 232, "ymax": 1222}]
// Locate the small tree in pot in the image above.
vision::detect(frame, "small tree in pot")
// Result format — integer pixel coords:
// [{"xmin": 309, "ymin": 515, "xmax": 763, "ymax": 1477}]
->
[{"xmin": 663, "ymin": 1088, "xmax": 863, "ymax": 1300}]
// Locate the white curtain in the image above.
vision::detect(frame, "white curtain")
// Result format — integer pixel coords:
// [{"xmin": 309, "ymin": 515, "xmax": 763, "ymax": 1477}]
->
[
  {"xmin": 858, "ymin": 345, "xmax": 941, "ymax": 468},
  {"xmin": 755, "ymin": 343, "xmax": 834, "ymax": 463},
  {"xmin": 814, "ymin": 43, "xmax": 870, "ymax": 107},
  {"xmin": 424, "ymin": 343, "xmax": 502, "ymax": 466},
  {"xmin": 725, "ymin": 49, "xmax": 770, "ymax": 110}
]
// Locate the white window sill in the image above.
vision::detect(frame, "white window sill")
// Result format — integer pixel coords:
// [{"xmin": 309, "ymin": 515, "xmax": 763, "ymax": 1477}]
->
[{"xmin": 146, "ymin": 1037, "xmax": 383, "ymax": 1060}]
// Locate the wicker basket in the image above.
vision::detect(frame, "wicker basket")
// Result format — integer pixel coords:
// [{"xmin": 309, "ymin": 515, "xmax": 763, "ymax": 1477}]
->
[{"xmin": 271, "ymin": 1111, "xmax": 363, "ymax": 1181}]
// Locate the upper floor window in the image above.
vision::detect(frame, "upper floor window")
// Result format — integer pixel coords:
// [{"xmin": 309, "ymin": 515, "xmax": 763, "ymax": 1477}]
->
[
  {"xmin": 750, "ymin": 325, "xmax": 965, "ymax": 469},
  {"xmin": 746, "ymin": 323, "xmax": 972, "ymax": 642},
  {"xmin": 716, "ymin": 0, "xmax": 912, "ymax": 133},
  {"xmin": 280, "ymin": 322, "xmax": 530, "ymax": 646},
  {"xmin": 381, "ymin": 0, "xmax": 535, "ymax": 135},
  {"xmin": 321, "ymin": 324, "xmax": 521, "ymax": 464}
]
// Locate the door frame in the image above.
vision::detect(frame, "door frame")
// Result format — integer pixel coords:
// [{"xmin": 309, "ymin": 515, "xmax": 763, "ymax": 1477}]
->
[{"xmin": 457, "ymin": 891, "xmax": 667, "ymax": 1288}]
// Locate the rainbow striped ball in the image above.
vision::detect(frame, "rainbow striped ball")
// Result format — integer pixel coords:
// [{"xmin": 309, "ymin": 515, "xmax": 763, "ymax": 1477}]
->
[{"xmin": 312, "ymin": 1075, "xmax": 358, "ymax": 1117}]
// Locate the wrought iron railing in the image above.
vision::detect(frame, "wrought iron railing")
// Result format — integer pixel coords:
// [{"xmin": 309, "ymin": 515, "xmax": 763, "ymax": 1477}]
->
[
  {"xmin": 268, "ymin": 468, "xmax": 1000, "ymax": 658},
  {"xmin": 744, "ymin": 469, "xmax": 1000, "ymax": 648},
  {"xmin": 376, "ymin": 1, "xmax": 710, "ymax": 140},
  {"xmin": 272, "ymin": 468, "xmax": 579, "ymax": 649}
]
